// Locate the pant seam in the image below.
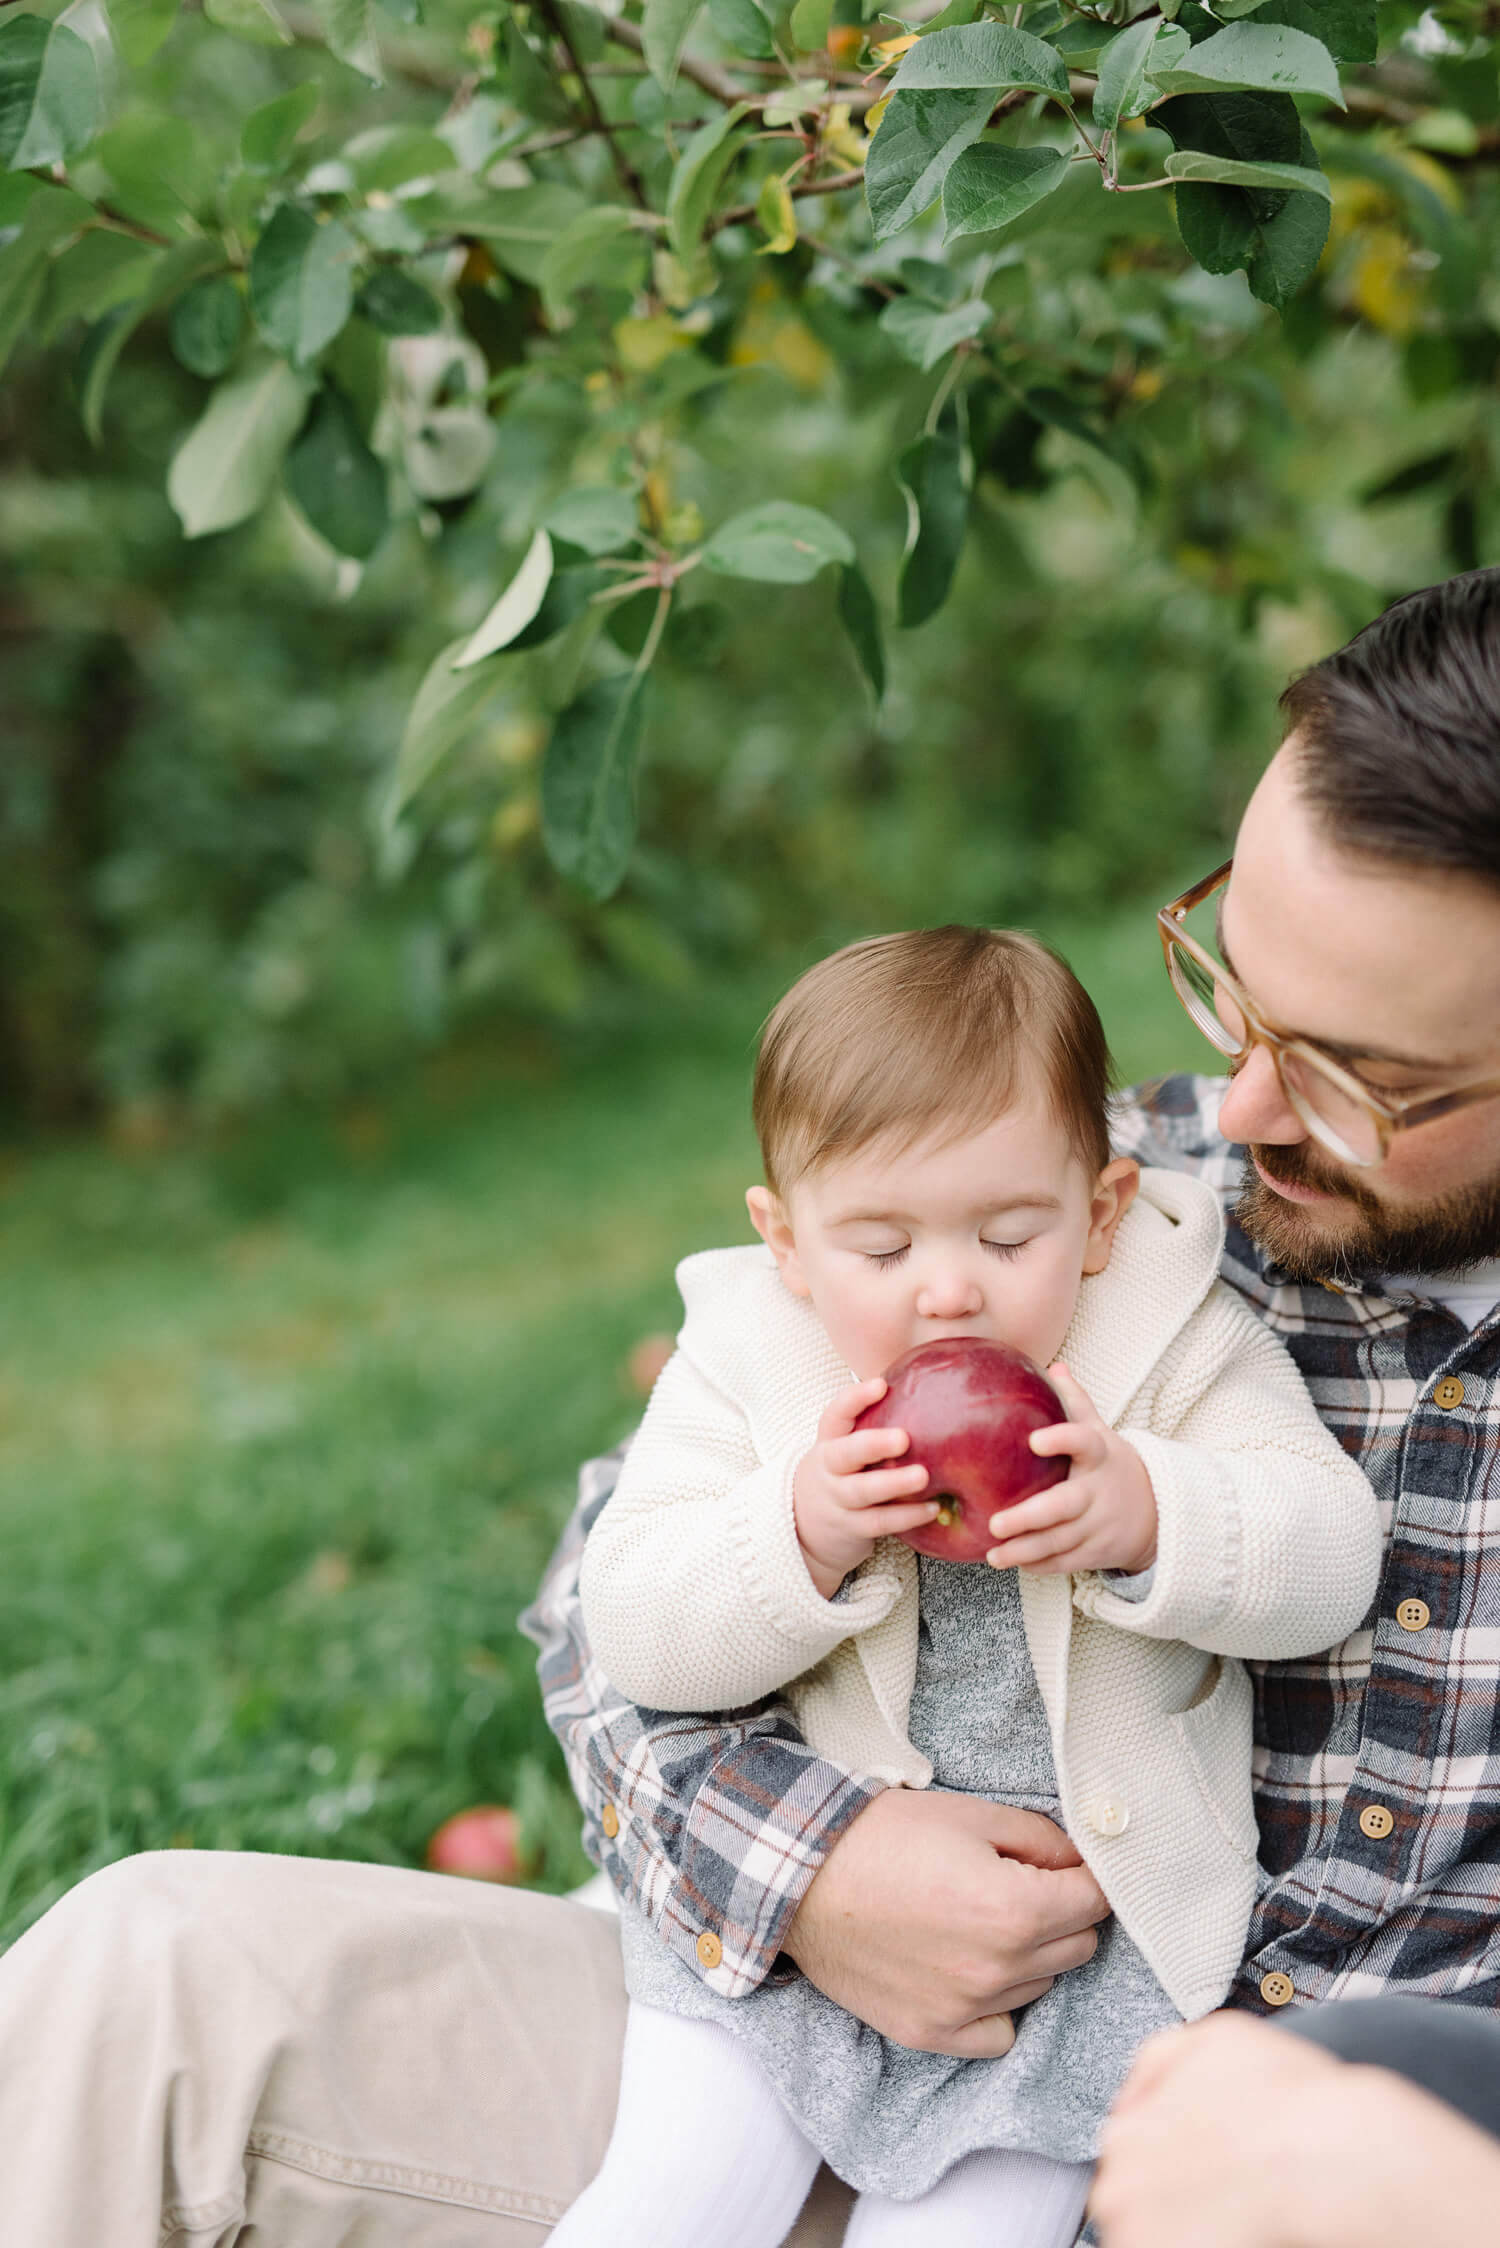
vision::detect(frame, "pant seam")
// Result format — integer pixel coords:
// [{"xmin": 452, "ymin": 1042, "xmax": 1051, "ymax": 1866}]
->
[
  {"xmin": 159, "ymin": 2188, "xmax": 246, "ymax": 2243},
  {"xmin": 246, "ymin": 2128, "xmax": 567, "ymax": 2224}
]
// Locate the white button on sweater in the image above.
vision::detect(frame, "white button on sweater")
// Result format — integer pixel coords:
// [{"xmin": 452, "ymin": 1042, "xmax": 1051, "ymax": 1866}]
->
[{"xmin": 580, "ymin": 1169, "xmax": 1382, "ymax": 2019}]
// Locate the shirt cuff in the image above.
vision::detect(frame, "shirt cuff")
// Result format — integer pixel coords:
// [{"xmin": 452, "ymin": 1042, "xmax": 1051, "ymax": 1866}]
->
[{"xmin": 1099, "ymin": 1562, "xmax": 1157, "ymax": 1603}]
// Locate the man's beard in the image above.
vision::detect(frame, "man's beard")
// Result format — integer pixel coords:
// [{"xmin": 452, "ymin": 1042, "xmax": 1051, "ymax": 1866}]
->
[{"xmin": 1235, "ymin": 1141, "xmax": 1500, "ymax": 1287}]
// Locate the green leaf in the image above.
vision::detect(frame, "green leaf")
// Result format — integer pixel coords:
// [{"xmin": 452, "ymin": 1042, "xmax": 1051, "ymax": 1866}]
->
[
  {"xmin": 1361, "ymin": 449, "xmax": 1461, "ymax": 504},
  {"xmin": 1172, "ymin": 178, "xmax": 1256, "ymax": 273},
  {"xmin": 169, "ymin": 273, "xmax": 245, "ymax": 375},
  {"xmin": 0, "ymin": 15, "xmax": 99, "ymax": 171},
  {"xmin": 241, "ymin": 83, "xmax": 319, "ymax": 172},
  {"xmin": 864, "ymin": 87, "xmax": 995, "ymax": 241},
  {"xmin": 756, "ymin": 171, "xmax": 797, "ymax": 255},
  {"xmin": 385, "ymin": 634, "xmax": 512, "ymax": 826},
  {"xmin": 538, "ymin": 206, "xmax": 647, "ymax": 325},
  {"xmin": 837, "ymin": 562, "xmax": 884, "ymax": 705},
  {"xmin": 877, "ymin": 293, "xmax": 990, "ymax": 370},
  {"xmin": 706, "ymin": 0, "xmax": 774, "ymax": 61},
  {"xmin": 1243, "ymin": 139, "xmax": 1328, "ymax": 306},
  {"xmin": 509, "ymin": 563, "xmax": 610, "ymax": 652},
  {"xmin": 283, "ymin": 383, "xmax": 388, "ymax": 557},
  {"xmin": 250, "ymin": 205, "xmax": 359, "ymax": 364},
  {"xmin": 896, "ymin": 421, "xmax": 968, "ymax": 628},
  {"xmin": 340, "ymin": 124, "xmax": 453, "ymax": 191},
  {"xmin": 642, "ymin": 0, "xmax": 704, "ymax": 90},
  {"xmin": 453, "ymin": 530, "xmax": 556, "ymax": 669},
  {"xmin": 108, "ymin": 0, "xmax": 180, "ymax": 66},
  {"xmin": 34, "ymin": 229, "xmax": 155, "ymax": 344},
  {"xmin": 665, "ymin": 104, "xmax": 751, "ymax": 262},
  {"xmin": 166, "ymin": 354, "xmax": 310, "ymax": 537},
  {"xmin": 1092, "ymin": 19, "xmax": 1189, "ymax": 132},
  {"xmin": 1164, "ymin": 150, "xmax": 1328, "ymax": 199},
  {"xmin": 1151, "ymin": 22, "xmax": 1344, "ymax": 108},
  {"xmin": 543, "ymin": 487, "xmax": 640, "ymax": 556},
  {"xmin": 408, "ymin": 180, "xmax": 588, "ymax": 287},
  {"xmin": 890, "ymin": 22, "xmax": 1069, "ymax": 97},
  {"xmin": 95, "ymin": 117, "xmax": 218, "ymax": 237},
  {"xmin": 316, "ymin": 0, "xmax": 382, "ymax": 80},
  {"xmin": 1251, "ymin": 1, "xmax": 1375, "ymax": 67},
  {"xmin": 80, "ymin": 235, "xmax": 222, "ymax": 440},
  {"xmin": 542, "ymin": 672, "xmax": 648, "ymax": 900},
  {"xmin": 941, "ymin": 142, "xmax": 1070, "ymax": 240},
  {"xmin": 203, "ymin": 0, "xmax": 292, "ymax": 44},
  {"xmin": 0, "ymin": 183, "xmax": 93, "ymax": 378},
  {"xmin": 702, "ymin": 500, "xmax": 854, "ymax": 583},
  {"xmin": 789, "ymin": 0, "xmax": 833, "ymax": 51},
  {"xmin": 355, "ymin": 265, "xmax": 443, "ymax": 334},
  {"xmin": 503, "ymin": 18, "xmax": 572, "ymax": 126}
]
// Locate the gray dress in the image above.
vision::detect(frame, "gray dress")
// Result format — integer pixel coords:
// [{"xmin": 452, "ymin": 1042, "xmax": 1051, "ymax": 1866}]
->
[{"xmin": 618, "ymin": 1556, "xmax": 1182, "ymax": 2201}]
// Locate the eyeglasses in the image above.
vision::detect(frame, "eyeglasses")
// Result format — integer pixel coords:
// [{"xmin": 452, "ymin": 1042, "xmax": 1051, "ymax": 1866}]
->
[{"xmin": 1158, "ymin": 861, "xmax": 1500, "ymax": 1168}]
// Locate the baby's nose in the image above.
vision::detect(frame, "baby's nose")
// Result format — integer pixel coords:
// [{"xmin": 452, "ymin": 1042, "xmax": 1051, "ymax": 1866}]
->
[{"xmin": 916, "ymin": 1271, "xmax": 983, "ymax": 1319}]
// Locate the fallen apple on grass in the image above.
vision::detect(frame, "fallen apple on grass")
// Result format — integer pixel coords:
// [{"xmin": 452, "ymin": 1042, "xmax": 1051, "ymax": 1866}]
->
[
  {"xmin": 854, "ymin": 1338, "xmax": 1068, "ymax": 1561},
  {"xmin": 425, "ymin": 1805, "xmax": 536, "ymax": 1883}
]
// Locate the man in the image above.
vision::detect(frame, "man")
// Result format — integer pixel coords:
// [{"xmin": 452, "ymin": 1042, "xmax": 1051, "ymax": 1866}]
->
[{"xmin": 0, "ymin": 571, "xmax": 1495, "ymax": 2244}]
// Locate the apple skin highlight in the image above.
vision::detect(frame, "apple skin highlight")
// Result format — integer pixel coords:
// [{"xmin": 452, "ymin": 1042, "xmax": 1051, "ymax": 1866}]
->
[{"xmin": 854, "ymin": 1338, "xmax": 1069, "ymax": 1562}]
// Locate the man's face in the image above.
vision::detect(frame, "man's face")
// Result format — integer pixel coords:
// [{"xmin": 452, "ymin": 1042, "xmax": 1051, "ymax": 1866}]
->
[{"xmin": 1217, "ymin": 740, "xmax": 1500, "ymax": 1281}]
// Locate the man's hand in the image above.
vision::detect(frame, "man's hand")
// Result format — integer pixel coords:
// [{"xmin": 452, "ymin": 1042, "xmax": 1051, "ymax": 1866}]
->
[
  {"xmin": 793, "ymin": 1378, "xmax": 938, "ymax": 1599},
  {"xmin": 1092, "ymin": 2012, "xmax": 1500, "ymax": 2248},
  {"xmin": 784, "ymin": 1788, "xmax": 1109, "ymax": 2056},
  {"xmin": 986, "ymin": 1362, "xmax": 1158, "ymax": 1578}
]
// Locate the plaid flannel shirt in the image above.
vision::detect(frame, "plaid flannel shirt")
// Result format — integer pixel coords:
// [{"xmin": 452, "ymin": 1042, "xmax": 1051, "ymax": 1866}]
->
[{"xmin": 523, "ymin": 1074, "xmax": 1500, "ymax": 2016}]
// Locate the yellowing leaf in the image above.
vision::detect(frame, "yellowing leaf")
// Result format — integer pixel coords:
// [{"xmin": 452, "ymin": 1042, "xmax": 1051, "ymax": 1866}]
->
[
  {"xmin": 865, "ymin": 91, "xmax": 891, "ymax": 134},
  {"xmin": 756, "ymin": 173, "xmax": 797, "ymax": 255},
  {"xmin": 871, "ymin": 33, "xmax": 917, "ymax": 61},
  {"xmin": 821, "ymin": 102, "xmax": 867, "ymax": 168},
  {"xmin": 1348, "ymin": 227, "xmax": 1424, "ymax": 335},
  {"xmin": 614, "ymin": 313, "xmax": 694, "ymax": 372}
]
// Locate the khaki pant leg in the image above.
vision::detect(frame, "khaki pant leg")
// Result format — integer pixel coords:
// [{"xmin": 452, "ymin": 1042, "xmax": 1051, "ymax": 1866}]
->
[{"xmin": 0, "ymin": 1850, "xmax": 852, "ymax": 2246}]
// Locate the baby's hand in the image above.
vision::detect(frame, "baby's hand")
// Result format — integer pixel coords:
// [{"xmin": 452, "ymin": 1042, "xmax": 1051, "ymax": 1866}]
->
[
  {"xmin": 794, "ymin": 1379, "xmax": 940, "ymax": 1600},
  {"xmin": 984, "ymin": 1363, "xmax": 1158, "ymax": 1580}
]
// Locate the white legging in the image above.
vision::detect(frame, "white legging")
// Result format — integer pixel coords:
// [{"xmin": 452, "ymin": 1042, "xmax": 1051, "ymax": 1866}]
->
[{"xmin": 549, "ymin": 2002, "xmax": 1092, "ymax": 2248}]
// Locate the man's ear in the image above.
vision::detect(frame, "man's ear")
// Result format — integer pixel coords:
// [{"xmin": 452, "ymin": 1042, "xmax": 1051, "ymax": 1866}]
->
[
  {"xmin": 1081, "ymin": 1157, "xmax": 1140, "ymax": 1275},
  {"xmin": 745, "ymin": 1185, "xmax": 811, "ymax": 1297}
]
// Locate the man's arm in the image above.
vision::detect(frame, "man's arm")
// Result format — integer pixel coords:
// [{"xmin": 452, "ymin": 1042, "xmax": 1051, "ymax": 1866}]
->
[{"xmin": 524, "ymin": 1447, "xmax": 1111, "ymax": 2045}]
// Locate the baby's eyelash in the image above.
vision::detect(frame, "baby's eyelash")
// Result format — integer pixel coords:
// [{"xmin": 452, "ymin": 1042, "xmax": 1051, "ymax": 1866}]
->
[
  {"xmin": 867, "ymin": 1247, "xmax": 910, "ymax": 1268},
  {"xmin": 982, "ymin": 1240, "xmax": 1026, "ymax": 1260}
]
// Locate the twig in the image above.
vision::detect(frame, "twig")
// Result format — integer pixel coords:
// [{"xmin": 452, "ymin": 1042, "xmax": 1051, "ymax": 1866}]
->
[
  {"xmin": 709, "ymin": 167, "xmax": 865, "ymax": 234},
  {"xmin": 604, "ymin": 14, "xmax": 747, "ymax": 107},
  {"xmin": 533, "ymin": 0, "xmax": 650, "ymax": 207}
]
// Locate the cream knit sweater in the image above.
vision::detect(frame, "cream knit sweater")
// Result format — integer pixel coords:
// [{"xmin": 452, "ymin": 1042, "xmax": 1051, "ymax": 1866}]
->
[{"xmin": 581, "ymin": 1169, "xmax": 1382, "ymax": 2018}]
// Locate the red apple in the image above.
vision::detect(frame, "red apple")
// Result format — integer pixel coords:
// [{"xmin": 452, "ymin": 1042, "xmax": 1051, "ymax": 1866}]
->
[
  {"xmin": 854, "ymin": 1338, "xmax": 1068, "ymax": 1562},
  {"xmin": 425, "ymin": 1805, "xmax": 534, "ymax": 1883}
]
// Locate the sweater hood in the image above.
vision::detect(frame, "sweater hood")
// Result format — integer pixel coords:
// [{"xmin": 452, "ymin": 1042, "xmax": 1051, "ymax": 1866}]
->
[{"xmin": 1058, "ymin": 1168, "xmax": 1226, "ymax": 1428}]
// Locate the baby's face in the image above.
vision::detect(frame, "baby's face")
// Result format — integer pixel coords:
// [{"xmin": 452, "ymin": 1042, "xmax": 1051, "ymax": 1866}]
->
[{"xmin": 754, "ymin": 1093, "xmax": 1135, "ymax": 1381}]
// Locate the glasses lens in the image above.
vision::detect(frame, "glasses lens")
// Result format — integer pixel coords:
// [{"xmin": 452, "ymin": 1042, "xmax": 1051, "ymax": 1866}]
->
[
  {"xmin": 1167, "ymin": 941, "xmax": 1245, "ymax": 1058},
  {"xmin": 1280, "ymin": 1049, "xmax": 1383, "ymax": 1167}
]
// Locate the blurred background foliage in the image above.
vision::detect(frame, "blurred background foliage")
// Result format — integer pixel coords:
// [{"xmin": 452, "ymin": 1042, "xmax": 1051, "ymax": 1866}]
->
[
  {"xmin": 2, "ymin": 0, "xmax": 1499, "ymax": 1921},
  {"xmin": 2, "ymin": 0, "xmax": 1498, "ymax": 1131}
]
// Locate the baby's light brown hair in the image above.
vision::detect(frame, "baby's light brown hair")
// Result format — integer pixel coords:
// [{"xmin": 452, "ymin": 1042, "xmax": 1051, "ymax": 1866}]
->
[{"xmin": 752, "ymin": 927, "xmax": 1112, "ymax": 1199}]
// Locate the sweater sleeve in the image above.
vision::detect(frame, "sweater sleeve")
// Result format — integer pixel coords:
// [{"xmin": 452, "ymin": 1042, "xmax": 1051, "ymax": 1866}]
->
[
  {"xmin": 1072, "ymin": 1282, "xmax": 1383, "ymax": 1660},
  {"xmin": 521, "ymin": 1443, "xmax": 883, "ymax": 1999},
  {"xmin": 579, "ymin": 1343, "xmax": 903, "ymax": 1711}
]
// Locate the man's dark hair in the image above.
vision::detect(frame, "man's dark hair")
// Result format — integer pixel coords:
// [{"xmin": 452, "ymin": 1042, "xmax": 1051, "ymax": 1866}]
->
[{"xmin": 1281, "ymin": 566, "xmax": 1500, "ymax": 888}]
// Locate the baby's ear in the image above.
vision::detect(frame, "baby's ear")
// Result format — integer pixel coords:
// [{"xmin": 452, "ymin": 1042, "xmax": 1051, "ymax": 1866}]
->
[
  {"xmin": 745, "ymin": 1186, "xmax": 811, "ymax": 1297},
  {"xmin": 1081, "ymin": 1157, "xmax": 1140, "ymax": 1275}
]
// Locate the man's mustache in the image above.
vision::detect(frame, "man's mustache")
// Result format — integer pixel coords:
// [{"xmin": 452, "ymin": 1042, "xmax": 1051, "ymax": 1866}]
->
[{"xmin": 1248, "ymin": 1142, "xmax": 1382, "ymax": 1215}]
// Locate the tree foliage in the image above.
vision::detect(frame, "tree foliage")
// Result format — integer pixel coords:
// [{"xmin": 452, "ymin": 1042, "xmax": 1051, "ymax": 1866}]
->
[
  {"xmin": 1, "ymin": 0, "xmax": 1498, "ymax": 1137},
  {"xmin": 3, "ymin": 0, "xmax": 1497, "ymax": 915}
]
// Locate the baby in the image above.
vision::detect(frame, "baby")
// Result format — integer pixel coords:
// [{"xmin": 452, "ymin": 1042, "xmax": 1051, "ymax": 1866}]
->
[{"xmin": 563, "ymin": 927, "xmax": 1380, "ymax": 2248}]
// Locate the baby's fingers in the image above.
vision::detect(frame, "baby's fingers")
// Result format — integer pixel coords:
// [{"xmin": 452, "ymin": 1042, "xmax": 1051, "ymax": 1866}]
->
[
  {"xmin": 817, "ymin": 1378, "xmax": 889, "ymax": 1442},
  {"xmin": 1029, "ymin": 1418, "xmax": 1104, "ymax": 1469},
  {"xmin": 989, "ymin": 1485, "xmax": 1087, "ymax": 1542},
  {"xmin": 824, "ymin": 1424, "xmax": 912, "ymax": 1477},
  {"xmin": 857, "ymin": 1497, "xmax": 945, "ymax": 1540},
  {"xmin": 833, "ymin": 1462, "xmax": 930, "ymax": 1513}
]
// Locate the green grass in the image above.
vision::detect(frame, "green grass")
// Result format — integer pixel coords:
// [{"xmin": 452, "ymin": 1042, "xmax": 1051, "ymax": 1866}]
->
[{"xmin": 0, "ymin": 915, "xmax": 1204, "ymax": 1942}]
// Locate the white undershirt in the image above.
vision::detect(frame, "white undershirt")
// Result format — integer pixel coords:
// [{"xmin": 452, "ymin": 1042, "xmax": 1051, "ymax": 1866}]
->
[{"xmin": 1379, "ymin": 1257, "xmax": 1500, "ymax": 1330}]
